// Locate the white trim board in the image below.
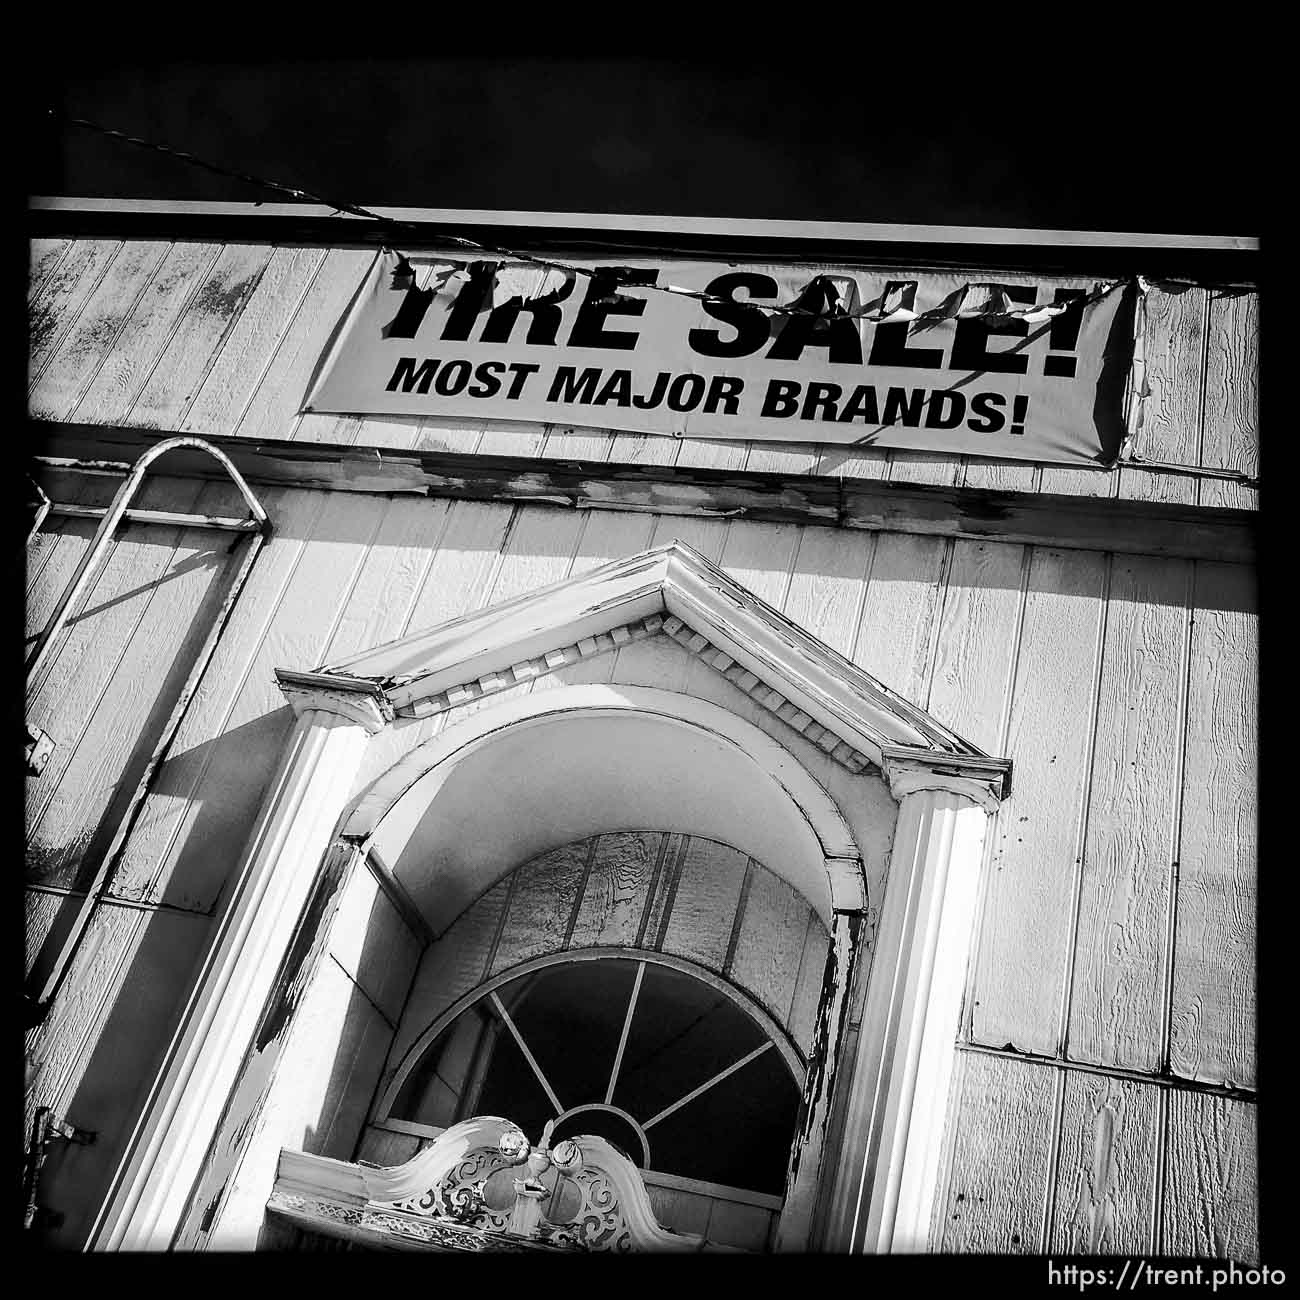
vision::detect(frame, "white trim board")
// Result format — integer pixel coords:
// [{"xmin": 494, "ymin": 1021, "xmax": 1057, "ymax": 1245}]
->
[{"xmin": 27, "ymin": 197, "xmax": 1257, "ymax": 251}]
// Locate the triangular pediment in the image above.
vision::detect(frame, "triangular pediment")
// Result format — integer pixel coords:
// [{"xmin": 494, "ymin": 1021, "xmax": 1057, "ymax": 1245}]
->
[{"xmin": 298, "ymin": 541, "xmax": 1008, "ymax": 795}]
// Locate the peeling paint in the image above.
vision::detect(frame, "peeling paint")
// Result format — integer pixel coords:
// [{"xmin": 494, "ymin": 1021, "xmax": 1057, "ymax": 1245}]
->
[
  {"xmin": 32, "ymin": 421, "xmax": 1257, "ymax": 562},
  {"xmin": 789, "ymin": 912, "xmax": 862, "ymax": 1182},
  {"xmin": 191, "ymin": 272, "xmax": 263, "ymax": 321},
  {"xmin": 169, "ymin": 841, "xmax": 363, "ymax": 1246},
  {"xmin": 1087, "ymin": 1102, "xmax": 1117, "ymax": 1251},
  {"xmin": 254, "ymin": 841, "xmax": 355, "ymax": 1053},
  {"xmin": 198, "ymin": 1189, "xmax": 224, "ymax": 1234}
]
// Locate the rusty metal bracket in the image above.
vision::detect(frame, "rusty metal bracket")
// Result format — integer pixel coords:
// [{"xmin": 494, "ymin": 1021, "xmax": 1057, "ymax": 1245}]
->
[
  {"xmin": 23, "ymin": 1106, "xmax": 96, "ymax": 1232},
  {"xmin": 25, "ymin": 723, "xmax": 55, "ymax": 776}
]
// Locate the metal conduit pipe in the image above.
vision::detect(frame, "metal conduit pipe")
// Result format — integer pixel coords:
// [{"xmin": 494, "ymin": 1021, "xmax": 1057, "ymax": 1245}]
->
[
  {"xmin": 25, "ymin": 436, "xmax": 271, "ymax": 1024},
  {"xmin": 48, "ymin": 503, "xmax": 263, "ymax": 531},
  {"xmin": 25, "ymin": 436, "xmax": 268, "ymax": 694},
  {"xmin": 27, "ymin": 477, "xmax": 52, "ymax": 543}
]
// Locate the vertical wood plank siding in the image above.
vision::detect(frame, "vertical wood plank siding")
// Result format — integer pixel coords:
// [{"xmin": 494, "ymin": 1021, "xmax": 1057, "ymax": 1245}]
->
[
  {"xmin": 1051, "ymin": 1072, "xmax": 1161, "ymax": 1255},
  {"xmin": 26, "ymin": 235, "xmax": 1258, "ymax": 1254},
  {"xmin": 28, "ymin": 238, "xmax": 74, "ymax": 302},
  {"xmin": 30, "ymin": 241, "xmax": 1257, "ymax": 502},
  {"xmin": 29, "ymin": 240, "xmax": 123, "ymax": 386},
  {"xmin": 1068, "ymin": 558, "xmax": 1192, "ymax": 1073},
  {"xmin": 1161, "ymin": 1091, "xmax": 1258, "ymax": 1259},
  {"xmin": 70, "ymin": 242, "xmax": 225, "ymax": 426},
  {"xmin": 969, "ymin": 549, "xmax": 1108, "ymax": 1053},
  {"xmin": 936, "ymin": 1052, "xmax": 1058, "ymax": 1253},
  {"xmin": 1169, "ymin": 564, "xmax": 1257, "ymax": 1088},
  {"xmin": 1199, "ymin": 292, "xmax": 1259, "ymax": 510},
  {"xmin": 25, "ymin": 499, "xmax": 1257, "ymax": 1254},
  {"xmin": 28, "ymin": 241, "xmax": 171, "ymax": 423},
  {"xmin": 1116, "ymin": 287, "xmax": 1205, "ymax": 505},
  {"xmin": 26, "ymin": 480, "xmax": 250, "ymax": 893}
]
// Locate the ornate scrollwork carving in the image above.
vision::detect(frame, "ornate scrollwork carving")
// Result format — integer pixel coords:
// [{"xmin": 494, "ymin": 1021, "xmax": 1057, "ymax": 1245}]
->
[
  {"xmin": 362, "ymin": 1116, "xmax": 703, "ymax": 1252},
  {"xmin": 271, "ymin": 1115, "xmax": 737, "ymax": 1251}
]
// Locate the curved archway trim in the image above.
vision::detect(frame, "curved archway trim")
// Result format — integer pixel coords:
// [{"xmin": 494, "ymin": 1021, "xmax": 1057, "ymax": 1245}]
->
[{"xmin": 344, "ymin": 684, "xmax": 864, "ymax": 913}]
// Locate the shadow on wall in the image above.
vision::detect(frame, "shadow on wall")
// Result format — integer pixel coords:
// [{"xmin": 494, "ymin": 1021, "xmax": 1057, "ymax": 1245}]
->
[{"xmin": 24, "ymin": 897, "xmax": 214, "ymax": 1250}]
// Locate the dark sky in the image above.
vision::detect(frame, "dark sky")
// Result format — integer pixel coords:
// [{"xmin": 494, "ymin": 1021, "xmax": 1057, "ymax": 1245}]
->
[{"xmin": 32, "ymin": 55, "xmax": 1261, "ymax": 236}]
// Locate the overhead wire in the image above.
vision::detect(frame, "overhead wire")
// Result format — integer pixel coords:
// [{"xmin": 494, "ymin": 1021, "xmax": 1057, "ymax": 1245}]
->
[
  {"xmin": 45, "ymin": 109, "xmax": 1259, "ymax": 488},
  {"xmin": 45, "ymin": 109, "xmax": 1123, "ymax": 318}
]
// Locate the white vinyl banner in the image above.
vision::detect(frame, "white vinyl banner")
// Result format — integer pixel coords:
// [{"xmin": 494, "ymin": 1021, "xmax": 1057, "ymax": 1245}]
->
[{"xmin": 305, "ymin": 251, "xmax": 1137, "ymax": 466}]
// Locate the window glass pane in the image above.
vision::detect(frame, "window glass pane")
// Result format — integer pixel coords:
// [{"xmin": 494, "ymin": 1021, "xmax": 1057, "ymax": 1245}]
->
[
  {"xmin": 642, "ymin": 1043, "xmax": 799, "ymax": 1193},
  {"xmin": 612, "ymin": 964, "xmax": 766, "ymax": 1123},
  {"xmin": 499, "ymin": 960, "xmax": 639, "ymax": 1111},
  {"xmin": 473, "ymin": 1016, "xmax": 556, "ymax": 1139},
  {"xmin": 391, "ymin": 955, "xmax": 800, "ymax": 1196}
]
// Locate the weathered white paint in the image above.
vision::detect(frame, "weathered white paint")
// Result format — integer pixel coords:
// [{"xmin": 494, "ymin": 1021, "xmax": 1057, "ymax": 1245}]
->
[
  {"xmin": 87, "ymin": 680, "xmax": 387, "ymax": 1251},
  {"xmin": 1118, "ymin": 285, "xmax": 1203, "ymax": 505},
  {"xmin": 26, "ymin": 219, "xmax": 1259, "ymax": 1256},
  {"xmin": 176, "ymin": 851, "xmax": 421, "ymax": 1251},
  {"xmin": 29, "ymin": 235, "xmax": 1258, "ymax": 502},
  {"xmin": 128, "ymin": 244, "xmax": 275, "ymax": 431},
  {"xmin": 27, "ymin": 481, "xmax": 1257, "ymax": 1253},
  {"xmin": 969, "ymin": 548, "xmax": 1108, "ymax": 1054},
  {"xmin": 27, "ymin": 239, "xmax": 1248, "ymax": 1253},
  {"xmin": 1162, "ymin": 1090, "xmax": 1257, "ymax": 1261},
  {"xmin": 29, "ymin": 240, "xmax": 170, "ymax": 422},
  {"xmin": 1069, "ymin": 557, "xmax": 1191, "ymax": 1071},
  {"xmin": 29, "ymin": 240, "xmax": 123, "ymax": 386},
  {"xmin": 935, "ymin": 1051, "xmax": 1058, "ymax": 1252},
  {"xmin": 1051, "ymin": 1071, "xmax": 1159, "ymax": 1254},
  {"xmin": 1170, "ymin": 563, "xmax": 1256, "ymax": 1087},
  {"xmin": 1200, "ymin": 291, "xmax": 1259, "ymax": 510}
]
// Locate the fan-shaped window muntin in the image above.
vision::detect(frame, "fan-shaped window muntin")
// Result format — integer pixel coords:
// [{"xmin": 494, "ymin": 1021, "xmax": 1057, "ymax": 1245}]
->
[{"xmin": 385, "ymin": 949, "xmax": 805, "ymax": 1196}]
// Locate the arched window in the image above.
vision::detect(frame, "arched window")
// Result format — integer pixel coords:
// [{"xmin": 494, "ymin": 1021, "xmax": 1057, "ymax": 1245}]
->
[{"xmin": 389, "ymin": 952, "xmax": 803, "ymax": 1197}]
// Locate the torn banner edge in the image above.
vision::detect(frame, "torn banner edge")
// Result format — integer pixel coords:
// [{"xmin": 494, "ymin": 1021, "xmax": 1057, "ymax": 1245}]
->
[
  {"xmin": 1113, "ymin": 275, "xmax": 1151, "ymax": 470},
  {"xmin": 1112, "ymin": 276, "xmax": 1260, "ymax": 488},
  {"xmin": 385, "ymin": 249, "xmax": 1129, "ymax": 323}
]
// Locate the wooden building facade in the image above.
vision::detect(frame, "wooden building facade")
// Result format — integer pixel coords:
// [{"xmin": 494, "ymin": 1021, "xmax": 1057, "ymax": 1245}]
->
[{"xmin": 24, "ymin": 200, "xmax": 1258, "ymax": 1256}]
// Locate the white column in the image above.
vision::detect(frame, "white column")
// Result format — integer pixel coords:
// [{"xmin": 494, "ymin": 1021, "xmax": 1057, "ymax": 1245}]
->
[
  {"xmin": 824, "ymin": 766, "xmax": 997, "ymax": 1254},
  {"xmin": 88, "ymin": 674, "xmax": 389, "ymax": 1252}
]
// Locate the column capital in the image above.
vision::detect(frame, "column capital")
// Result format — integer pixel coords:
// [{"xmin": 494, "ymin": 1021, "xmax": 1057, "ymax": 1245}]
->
[
  {"xmin": 879, "ymin": 744, "xmax": 1011, "ymax": 813},
  {"xmin": 275, "ymin": 669, "xmax": 393, "ymax": 734}
]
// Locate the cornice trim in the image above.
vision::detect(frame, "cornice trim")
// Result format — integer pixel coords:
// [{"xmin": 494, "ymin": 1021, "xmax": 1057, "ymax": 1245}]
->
[{"xmin": 395, "ymin": 613, "xmax": 665, "ymax": 720}]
